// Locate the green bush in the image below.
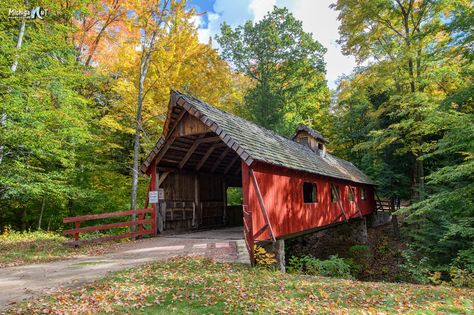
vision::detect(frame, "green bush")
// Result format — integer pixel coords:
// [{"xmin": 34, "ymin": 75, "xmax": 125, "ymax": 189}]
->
[
  {"xmin": 348, "ymin": 245, "xmax": 372, "ymax": 277},
  {"xmin": 449, "ymin": 267, "xmax": 474, "ymax": 288},
  {"xmin": 287, "ymin": 255, "xmax": 353, "ymax": 279}
]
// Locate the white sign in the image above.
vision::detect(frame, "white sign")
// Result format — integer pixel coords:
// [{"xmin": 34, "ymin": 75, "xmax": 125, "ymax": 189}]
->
[
  {"xmin": 158, "ymin": 188, "xmax": 165, "ymax": 200},
  {"xmin": 149, "ymin": 191, "xmax": 158, "ymax": 204},
  {"xmin": 149, "ymin": 189, "xmax": 165, "ymax": 203}
]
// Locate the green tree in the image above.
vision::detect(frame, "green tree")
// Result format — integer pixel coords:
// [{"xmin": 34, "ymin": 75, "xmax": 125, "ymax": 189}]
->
[
  {"xmin": 332, "ymin": 0, "xmax": 465, "ymax": 199},
  {"xmin": 216, "ymin": 6, "xmax": 330, "ymax": 136},
  {"xmin": 332, "ymin": 0, "xmax": 474, "ymax": 274},
  {"xmin": 401, "ymin": 112, "xmax": 474, "ymax": 272},
  {"xmin": 0, "ymin": 0, "xmax": 133, "ymax": 230}
]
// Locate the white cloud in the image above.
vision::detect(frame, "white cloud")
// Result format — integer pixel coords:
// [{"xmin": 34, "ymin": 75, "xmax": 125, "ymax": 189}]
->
[
  {"xmin": 195, "ymin": 0, "xmax": 355, "ymax": 88},
  {"xmin": 196, "ymin": 1, "xmax": 252, "ymax": 45},
  {"xmin": 248, "ymin": 0, "xmax": 276, "ymax": 22},
  {"xmin": 278, "ymin": 0, "xmax": 356, "ymax": 88}
]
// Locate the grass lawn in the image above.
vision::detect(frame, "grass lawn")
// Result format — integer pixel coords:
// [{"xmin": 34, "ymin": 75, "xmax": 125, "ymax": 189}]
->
[
  {"xmin": 0, "ymin": 230, "xmax": 124, "ymax": 268},
  {"xmin": 7, "ymin": 257, "xmax": 473, "ymax": 314}
]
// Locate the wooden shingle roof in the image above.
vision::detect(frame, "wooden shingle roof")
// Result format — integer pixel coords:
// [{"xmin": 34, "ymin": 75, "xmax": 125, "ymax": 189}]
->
[
  {"xmin": 141, "ymin": 91, "xmax": 375, "ymax": 185},
  {"xmin": 293, "ymin": 125, "xmax": 329, "ymax": 143}
]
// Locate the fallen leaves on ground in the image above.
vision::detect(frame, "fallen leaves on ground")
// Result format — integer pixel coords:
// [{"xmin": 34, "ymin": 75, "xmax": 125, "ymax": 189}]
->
[
  {"xmin": 6, "ymin": 257, "xmax": 474, "ymax": 314},
  {"xmin": 0, "ymin": 230, "xmax": 128, "ymax": 268}
]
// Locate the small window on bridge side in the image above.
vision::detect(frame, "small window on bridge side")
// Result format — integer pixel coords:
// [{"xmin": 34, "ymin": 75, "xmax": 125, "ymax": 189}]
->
[
  {"xmin": 303, "ymin": 182, "xmax": 317, "ymax": 203},
  {"xmin": 330, "ymin": 184, "xmax": 340, "ymax": 203},
  {"xmin": 360, "ymin": 187, "xmax": 366, "ymax": 200},
  {"xmin": 348, "ymin": 187, "xmax": 355, "ymax": 202}
]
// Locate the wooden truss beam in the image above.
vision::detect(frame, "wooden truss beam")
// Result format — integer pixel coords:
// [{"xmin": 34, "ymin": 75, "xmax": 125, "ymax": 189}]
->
[
  {"xmin": 196, "ymin": 144, "xmax": 217, "ymax": 171},
  {"xmin": 158, "ymin": 171, "xmax": 170, "ymax": 186},
  {"xmin": 153, "ymin": 111, "xmax": 188, "ymax": 166},
  {"xmin": 179, "ymin": 135, "xmax": 204, "ymax": 169},
  {"xmin": 211, "ymin": 147, "xmax": 229, "ymax": 173},
  {"xmin": 332, "ymin": 185, "xmax": 348, "ymax": 221},
  {"xmin": 178, "ymin": 136, "xmax": 221, "ymax": 169},
  {"xmin": 224, "ymin": 155, "xmax": 239, "ymax": 175},
  {"xmin": 351, "ymin": 186, "xmax": 363, "ymax": 218}
]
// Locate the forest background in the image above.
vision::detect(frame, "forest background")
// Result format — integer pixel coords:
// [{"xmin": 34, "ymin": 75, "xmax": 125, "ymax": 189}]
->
[{"xmin": 0, "ymin": 0, "xmax": 472, "ymax": 276}]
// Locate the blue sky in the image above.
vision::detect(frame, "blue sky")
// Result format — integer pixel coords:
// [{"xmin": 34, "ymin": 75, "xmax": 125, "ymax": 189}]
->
[{"xmin": 187, "ymin": 0, "xmax": 356, "ymax": 89}]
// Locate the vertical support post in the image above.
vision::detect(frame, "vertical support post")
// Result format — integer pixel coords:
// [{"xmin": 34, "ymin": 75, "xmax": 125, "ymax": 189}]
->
[
  {"xmin": 154, "ymin": 162, "xmax": 163, "ymax": 234},
  {"xmin": 192, "ymin": 202, "xmax": 196, "ymax": 227},
  {"xmin": 194, "ymin": 174, "xmax": 200, "ymax": 227},
  {"xmin": 241, "ymin": 161, "xmax": 255, "ymax": 265},
  {"xmin": 74, "ymin": 221, "xmax": 80, "ymax": 242},
  {"xmin": 275, "ymin": 239, "xmax": 285, "ymax": 272},
  {"xmin": 243, "ymin": 205, "xmax": 254, "ymax": 264},
  {"xmin": 222, "ymin": 177, "xmax": 227, "ymax": 225},
  {"xmin": 151, "ymin": 204, "xmax": 156, "ymax": 236},
  {"xmin": 390, "ymin": 199, "xmax": 400, "ymax": 239}
]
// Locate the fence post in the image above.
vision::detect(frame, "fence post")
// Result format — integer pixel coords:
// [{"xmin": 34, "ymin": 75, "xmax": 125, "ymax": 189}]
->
[
  {"xmin": 137, "ymin": 210, "xmax": 143, "ymax": 239},
  {"xmin": 152, "ymin": 206, "xmax": 157, "ymax": 236},
  {"xmin": 74, "ymin": 221, "xmax": 80, "ymax": 244}
]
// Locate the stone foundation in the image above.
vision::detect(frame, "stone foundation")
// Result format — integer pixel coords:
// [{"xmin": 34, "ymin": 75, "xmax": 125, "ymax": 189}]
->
[
  {"xmin": 367, "ymin": 211, "xmax": 392, "ymax": 228},
  {"xmin": 285, "ymin": 217, "xmax": 369, "ymax": 261},
  {"xmin": 258, "ymin": 239, "xmax": 286, "ymax": 272}
]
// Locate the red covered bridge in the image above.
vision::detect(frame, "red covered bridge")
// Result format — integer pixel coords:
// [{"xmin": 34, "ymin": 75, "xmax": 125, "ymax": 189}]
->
[{"xmin": 141, "ymin": 91, "xmax": 376, "ymax": 262}]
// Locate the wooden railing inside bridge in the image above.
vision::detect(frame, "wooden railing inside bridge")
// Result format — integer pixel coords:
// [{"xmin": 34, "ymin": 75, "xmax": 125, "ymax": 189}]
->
[{"xmin": 63, "ymin": 208, "xmax": 156, "ymax": 246}]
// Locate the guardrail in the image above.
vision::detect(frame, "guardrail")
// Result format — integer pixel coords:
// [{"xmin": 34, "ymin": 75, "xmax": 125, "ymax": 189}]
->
[
  {"xmin": 63, "ymin": 208, "xmax": 156, "ymax": 246},
  {"xmin": 376, "ymin": 200, "xmax": 394, "ymax": 212}
]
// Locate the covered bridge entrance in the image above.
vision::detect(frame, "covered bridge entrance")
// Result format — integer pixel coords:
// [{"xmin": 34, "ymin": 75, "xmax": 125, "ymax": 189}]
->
[
  {"xmin": 142, "ymin": 91, "xmax": 377, "ymax": 262},
  {"xmin": 141, "ymin": 92, "xmax": 247, "ymax": 234}
]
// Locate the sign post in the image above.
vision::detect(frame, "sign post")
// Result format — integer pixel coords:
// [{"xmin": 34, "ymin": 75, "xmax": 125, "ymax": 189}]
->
[
  {"xmin": 149, "ymin": 191, "xmax": 159, "ymax": 204},
  {"xmin": 158, "ymin": 188, "xmax": 164, "ymax": 201},
  {"xmin": 150, "ymin": 189, "xmax": 165, "ymax": 233}
]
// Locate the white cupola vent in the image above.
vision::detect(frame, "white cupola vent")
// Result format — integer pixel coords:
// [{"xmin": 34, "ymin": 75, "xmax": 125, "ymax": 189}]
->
[{"xmin": 292, "ymin": 125, "xmax": 329, "ymax": 157}]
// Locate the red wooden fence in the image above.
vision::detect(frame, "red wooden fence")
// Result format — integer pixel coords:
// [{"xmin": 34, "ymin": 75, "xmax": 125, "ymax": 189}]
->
[{"xmin": 63, "ymin": 208, "xmax": 156, "ymax": 246}]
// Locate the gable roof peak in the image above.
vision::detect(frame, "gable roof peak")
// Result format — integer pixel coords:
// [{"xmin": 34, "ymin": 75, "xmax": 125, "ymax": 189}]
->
[{"xmin": 293, "ymin": 125, "xmax": 329, "ymax": 144}]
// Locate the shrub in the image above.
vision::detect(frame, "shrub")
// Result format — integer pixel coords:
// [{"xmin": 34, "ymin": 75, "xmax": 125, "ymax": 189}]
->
[
  {"xmin": 287, "ymin": 255, "xmax": 353, "ymax": 279},
  {"xmin": 254, "ymin": 244, "xmax": 277, "ymax": 267},
  {"xmin": 400, "ymin": 248, "xmax": 432, "ymax": 284},
  {"xmin": 449, "ymin": 267, "xmax": 474, "ymax": 288},
  {"xmin": 348, "ymin": 245, "xmax": 372, "ymax": 276}
]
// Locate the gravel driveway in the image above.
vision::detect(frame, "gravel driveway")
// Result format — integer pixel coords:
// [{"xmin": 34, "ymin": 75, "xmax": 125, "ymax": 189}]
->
[{"xmin": 0, "ymin": 227, "xmax": 248, "ymax": 310}]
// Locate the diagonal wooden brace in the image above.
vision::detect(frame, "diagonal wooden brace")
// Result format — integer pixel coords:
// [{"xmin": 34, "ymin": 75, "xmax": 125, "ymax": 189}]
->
[{"xmin": 249, "ymin": 168, "xmax": 276, "ymax": 242}]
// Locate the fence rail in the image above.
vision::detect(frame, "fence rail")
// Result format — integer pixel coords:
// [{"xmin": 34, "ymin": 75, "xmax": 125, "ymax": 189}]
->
[
  {"xmin": 63, "ymin": 208, "xmax": 156, "ymax": 246},
  {"xmin": 375, "ymin": 200, "xmax": 394, "ymax": 212}
]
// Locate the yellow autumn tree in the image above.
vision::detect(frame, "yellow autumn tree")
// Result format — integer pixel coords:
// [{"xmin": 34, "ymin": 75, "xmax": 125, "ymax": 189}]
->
[{"xmin": 97, "ymin": 0, "xmax": 248, "ymax": 152}]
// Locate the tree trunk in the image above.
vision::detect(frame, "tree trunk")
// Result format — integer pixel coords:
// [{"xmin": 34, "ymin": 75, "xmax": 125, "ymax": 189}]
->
[
  {"xmin": 130, "ymin": 74, "xmax": 144, "ymax": 232},
  {"xmin": 11, "ymin": 19, "xmax": 26, "ymax": 73},
  {"xmin": 21, "ymin": 208, "xmax": 27, "ymax": 231},
  {"xmin": 1, "ymin": 19, "xmax": 25, "ymax": 165},
  {"xmin": 38, "ymin": 195, "xmax": 46, "ymax": 230},
  {"xmin": 411, "ymin": 155, "xmax": 425, "ymax": 200},
  {"xmin": 130, "ymin": 31, "xmax": 157, "ymax": 233}
]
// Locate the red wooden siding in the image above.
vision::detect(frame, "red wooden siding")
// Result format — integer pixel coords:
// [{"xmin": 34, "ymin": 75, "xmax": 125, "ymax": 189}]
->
[{"xmin": 242, "ymin": 161, "xmax": 376, "ymax": 240}]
